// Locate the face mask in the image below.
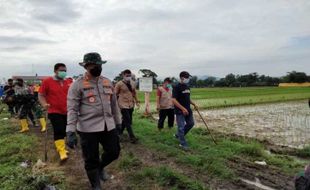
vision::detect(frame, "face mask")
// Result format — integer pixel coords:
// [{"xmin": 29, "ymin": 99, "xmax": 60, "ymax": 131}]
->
[
  {"xmin": 90, "ymin": 65, "xmax": 102, "ymax": 77},
  {"xmin": 57, "ymin": 71, "xmax": 67, "ymax": 79},
  {"xmin": 125, "ymin": 76, "xmax": 131, "ymax": 82},
  {"xmin": 183, "ymin": 78, "xmax": 190, "ymax": 84},
  {"xmin": 166, "ymin": 84, "xmax": 172, "ymax": 89}
]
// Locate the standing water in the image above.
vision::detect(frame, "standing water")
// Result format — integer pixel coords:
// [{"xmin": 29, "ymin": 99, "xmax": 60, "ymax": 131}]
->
[{"xmin": 197, "ymin": 100, "xmax": 310, "ymax": 148}]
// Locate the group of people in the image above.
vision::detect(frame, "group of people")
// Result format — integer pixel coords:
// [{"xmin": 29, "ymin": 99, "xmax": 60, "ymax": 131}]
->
[
  {"xmin": 2, "ymin": 52, "xmax": 197, "ymax": 190},
  {"xmin": 1, "ymin": 78, "xmax": 47, "ymax": 133}
]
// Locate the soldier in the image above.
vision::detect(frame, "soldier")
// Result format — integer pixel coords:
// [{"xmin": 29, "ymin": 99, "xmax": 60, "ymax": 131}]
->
[
  {"xmin": 66, "ymin": 52, "xmax": 122, "ymax": 190},
  {"xmin": 39, "ymin": 63, "xmax": 71, "ymax": 161},
  {"xmin": 156, "ymin": 77, "xmax": 174, "ymax": 130}
]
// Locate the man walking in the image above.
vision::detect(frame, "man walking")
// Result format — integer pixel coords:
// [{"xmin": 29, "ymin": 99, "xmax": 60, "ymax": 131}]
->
[
  {"xmin": 172, "ymin": 71, "xmax": 198, "ymax": 150},
  {"xmin": 14, "ymin": 78, "xmax": 37, "ymax": 132},
  {"xmin": 115, "ymin": 69, "xmax": 140, "ymax": 143},
  {"xmin": 66, "ymin": 52, "xmax": 121, "ymax": 190},
  {"xmin": 156, "ymin": 77, "xmax": 174, "ymax": 130},
  {"xmin": 39, "ymin": 63, "xmax": 71, "ymax": 161}
]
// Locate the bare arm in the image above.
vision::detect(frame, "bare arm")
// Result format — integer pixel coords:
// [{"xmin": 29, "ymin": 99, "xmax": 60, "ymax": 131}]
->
[
  {"xmin": 190, "ymin": 100, "xmax": 198, "ymax": 109},
  {"xmin": 156, "ymin": 95, "xmax": 160, "ymax": 110},
  {"xmin": 38, "ymin": 94, "xmax": 49, "ymax": 109}
]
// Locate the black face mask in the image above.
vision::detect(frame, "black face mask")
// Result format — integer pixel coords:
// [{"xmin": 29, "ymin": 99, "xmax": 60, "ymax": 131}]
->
[{"xmin": 89, "ymin": 65, "xmax": 102, "ymax": 77}]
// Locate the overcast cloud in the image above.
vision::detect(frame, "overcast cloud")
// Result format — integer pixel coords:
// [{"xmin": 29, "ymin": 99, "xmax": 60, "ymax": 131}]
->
[{"xmin": 0, "ymin": 0, "xmax": 309, "ymax": 81}]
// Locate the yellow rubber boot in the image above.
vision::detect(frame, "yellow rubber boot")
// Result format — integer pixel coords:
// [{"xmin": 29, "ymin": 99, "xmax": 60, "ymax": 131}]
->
[
  {"xmin": 39, "ymin": 118, "xmax": 46, "ymax": 132},
  {"xmin": 19, "ymin": 119, "xmax": 29, "ymax": 133},
  {"xmin": 54, "ymin": 139, "xmax": 68, "ymax": 161}
]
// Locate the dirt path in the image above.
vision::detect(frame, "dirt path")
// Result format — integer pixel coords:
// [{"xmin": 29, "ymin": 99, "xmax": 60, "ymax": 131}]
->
[{"xmin": 28, "ymin": 122, "xmax": 295, "ymax": 190}]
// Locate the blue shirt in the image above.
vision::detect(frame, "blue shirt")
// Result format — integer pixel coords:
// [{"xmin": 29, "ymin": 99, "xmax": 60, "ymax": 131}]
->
[{"xmin": 0, "ymin": 86, "xmax": 4, "ymax": 97}]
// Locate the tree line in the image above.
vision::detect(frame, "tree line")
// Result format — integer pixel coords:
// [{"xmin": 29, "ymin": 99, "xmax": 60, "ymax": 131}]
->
[
  {"xmin": 188, "ymin": 71, "xmax": 309, "ymax": 87},
  {"xmin": 112, "ymin": 70, "xmax": 309, "ymax": 88}
]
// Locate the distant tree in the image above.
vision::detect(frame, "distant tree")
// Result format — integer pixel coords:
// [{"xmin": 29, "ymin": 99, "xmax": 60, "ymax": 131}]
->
[
  {"xmin": 139, "ymin": 69, "xmax": 158, "ymax": 84},
  {"xmin": 283, "ymin": 71, "xmax": 308, "ymax": 83},
  {"xmin": 214, "ymin": 78, "xmax": 226, "ymax": 87},
  {"xmin": 189, "ymin": 76, "xmax": 198, "ymax": 87},
  {"xmin": 113, "ymin": 72, "xmax": 123, "ymax": 83},
  {"xmin": 224, "ymin": 73, "xmax": 236, "ymax": 87},
  {"xmin": 204, "ymin": 77, "xmax": 216, "ymax": 87}
]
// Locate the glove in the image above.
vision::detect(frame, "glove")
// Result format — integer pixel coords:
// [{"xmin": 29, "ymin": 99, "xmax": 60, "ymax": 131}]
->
[{"xmin": 66, "ymin": 131, "xmax": 78, "ymax": 149}]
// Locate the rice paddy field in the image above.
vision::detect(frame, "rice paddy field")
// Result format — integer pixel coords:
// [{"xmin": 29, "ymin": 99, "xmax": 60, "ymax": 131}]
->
[
  {"xmin": 147, "ymin": 86, "xmax": 310, "ymax": 148},
  {"xmin": 138, "ymin": 86, "xmax": 310, "ymax": 110}
]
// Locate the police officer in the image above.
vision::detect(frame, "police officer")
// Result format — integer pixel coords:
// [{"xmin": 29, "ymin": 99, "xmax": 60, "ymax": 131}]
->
[{"xmin": 66, "ymin": 52, "xmax": 121, "ymax": 190}]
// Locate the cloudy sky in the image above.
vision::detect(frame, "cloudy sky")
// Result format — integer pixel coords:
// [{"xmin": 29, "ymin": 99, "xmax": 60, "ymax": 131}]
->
[{"xmin": 0, "ymin": 0, "xmax": 309, "ymax": 80}]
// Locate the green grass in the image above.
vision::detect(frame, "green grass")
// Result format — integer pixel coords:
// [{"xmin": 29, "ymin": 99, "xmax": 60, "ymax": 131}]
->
[
  {"xmin": 297, "ymin": 146, "xmax": 310, "ymax": 157},
  {"xmin": 129, "ymin": 167, "xmax": 207, "ymax": 190},
  {"xmin": 137, "ymin": 87, "xmax": 310, "ymax": 109},
  {"xmin": 118, "ymin": 150, "xmax": 207, "ymax": 190},
  {"xmin": 0, "ymin": 110, "xmax": 65, "ymax": 190},
  {"xmin": 132, "ymin": 114, "xmax": 305, "ymax": 181}
]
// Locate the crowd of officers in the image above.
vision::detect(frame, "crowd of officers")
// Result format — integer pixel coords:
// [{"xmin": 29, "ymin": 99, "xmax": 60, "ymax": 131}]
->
[{"xmin": 2, "ymin": 52, "xmax": 197, "ymax": 190}]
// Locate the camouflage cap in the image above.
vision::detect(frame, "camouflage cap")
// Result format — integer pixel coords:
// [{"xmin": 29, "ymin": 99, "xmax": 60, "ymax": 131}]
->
[{"xmin": 79, "ymin": 52, "xmax": 107, "ymax": 67}]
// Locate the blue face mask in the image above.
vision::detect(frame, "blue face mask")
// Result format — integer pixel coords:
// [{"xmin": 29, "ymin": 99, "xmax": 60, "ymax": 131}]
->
[{"xmin": 166, "ymin": 84, "xmax": 172, "ymax": 89}]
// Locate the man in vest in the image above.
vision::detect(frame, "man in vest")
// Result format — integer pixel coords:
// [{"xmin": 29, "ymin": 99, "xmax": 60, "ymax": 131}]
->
[
  {"xmin": 156, "ymin": 77, "xmax": 174, "ymax": 131},
  {"xmin": 39, "ymin": 63, "xmax": 71, "ymax": 161},
  {"xmin": 66, "ymin": 52, "xmax": 122, "ymax": 190},
  {"xmin": 172, "ymin": 71, "xmax": 198, "ymax": 150},
  {"xmin": 115, "ymin": 69, "xmax": 140, "ymax": 143}
]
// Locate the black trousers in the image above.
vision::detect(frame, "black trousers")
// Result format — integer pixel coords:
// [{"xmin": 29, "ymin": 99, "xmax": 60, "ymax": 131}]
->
[
  {"xmin": 48, "ymin": 113, "xmax": 67, "ymax": 141},
  {"xmin": 7, "ymin": 102, "xmax": 15, "ymax": 115},
  {"xmin": 120, "ymin": 108, "xmax": 135, "ymax": 138},
  {"xmin": 79, "ymin": 129, "xmax": 120, "ymax": 171},
  {"xmin": 158, "ymin": 108, "xmax": 175, "ymax": 129},
  {"xmin": 18, "ymin": 104, "xmax": 35, "ymax": 124}
]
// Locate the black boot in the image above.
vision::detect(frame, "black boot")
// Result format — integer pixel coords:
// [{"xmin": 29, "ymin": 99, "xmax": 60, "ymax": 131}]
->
[
  {"xmin": 86, "ymin": 169, "xmax": 102, "ymax": 190},
  {"xmin": 99, "ymin": 168, "xmax": 111, "ymax": 181}
]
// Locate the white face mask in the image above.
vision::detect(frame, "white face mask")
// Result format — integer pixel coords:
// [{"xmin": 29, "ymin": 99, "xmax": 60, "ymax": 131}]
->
[
  {"xmin": 183, "ymin": 78, "xmax": 190, "ymax": 84},
  {"xmin": 125, "ymin": 76, "xmax": 131, "ymax": 81}
]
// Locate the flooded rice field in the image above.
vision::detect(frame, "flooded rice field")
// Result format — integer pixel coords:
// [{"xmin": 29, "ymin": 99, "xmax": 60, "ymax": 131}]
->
[{"xmin": 197, "ymin": 100, "xmax": 310, "ymax": 148}]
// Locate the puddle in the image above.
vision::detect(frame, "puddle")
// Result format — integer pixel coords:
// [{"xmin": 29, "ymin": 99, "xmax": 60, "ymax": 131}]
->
[
  {"xmin": 241, "ymin": 178, "xmax": 276, "ymax": 190},
  {"xmin": 196, "ymin": 100, "xmax": 310, "ymax": 148}
]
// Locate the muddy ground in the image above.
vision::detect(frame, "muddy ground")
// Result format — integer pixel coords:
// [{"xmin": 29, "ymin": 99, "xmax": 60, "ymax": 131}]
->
[
  {"xmin": 14, "ymin": 100, "xmax": 309, "ymax": 189},
  {"xmin": 197, "ymin": 100, "xmax": 310, "ymax": 149},
  {"xmin": 28, "ymin": 125, "xmax": 296, "ymax": 190}
]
